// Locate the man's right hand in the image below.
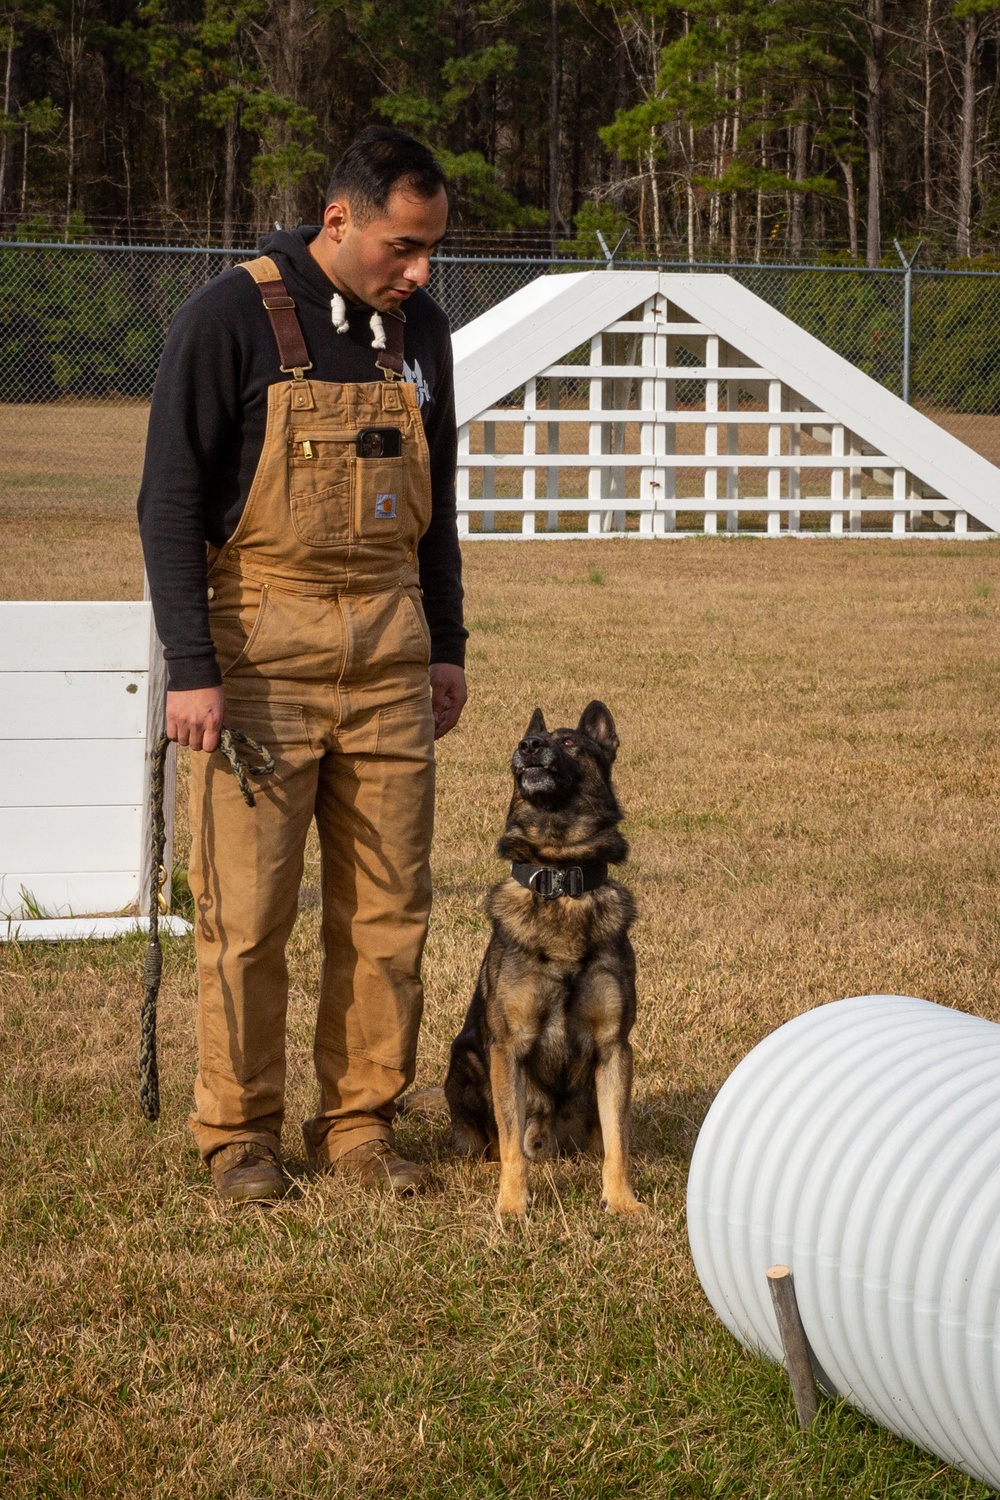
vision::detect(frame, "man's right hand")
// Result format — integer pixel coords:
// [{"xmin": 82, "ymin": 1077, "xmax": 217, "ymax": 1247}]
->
[{"xmin": 167, "ymin": 686, "xmax": 226, "ymax": 752}]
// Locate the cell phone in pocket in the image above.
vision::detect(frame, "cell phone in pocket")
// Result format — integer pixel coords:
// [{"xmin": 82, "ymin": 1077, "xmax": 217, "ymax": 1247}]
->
[{"xmin": 355, "ymin": 427, "xmax": 402, "ymax": 459}]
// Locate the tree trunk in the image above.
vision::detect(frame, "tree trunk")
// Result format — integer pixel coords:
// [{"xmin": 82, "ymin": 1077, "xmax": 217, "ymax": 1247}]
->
[
  {"xmin": 549, "ymin": 0, "xmax": 559, "ymax": 253},
  {"xmin": 0, "ymin": 28, "xmax": 14, "ymax": 222},
  {"xmin": 569, "ymin": 69, "xmax": 583, "ymax": 222},
  {"xmin": 449, "ymin": 0, "xmax": 469, "ymax": 155},
  {"xmin": 755, "ymin": 118, "xmax": 766, "ymax": 262},
  {"xmin": 20, "ymin": 119, "xmax": 27, "ymax": 213},
  {"xmin": 789, "ymin": 104, "xmax": 808, "ymax": 258},
  {"xmin": 648, "ymin": 133, "xmax": 661, "ymax": 257},
  {"xmin": 708, "ymin": 116, "xmax": 720, "ymax": 253},
  {"xmin": 162, "ymin": 102, "xmax": 171, "ymax": 217},
  {"xmin": 638, "ymin": 166, "xmax": 646, "ymax": 253},
  {"xmin": 687, "ymin": 125, "xmax": 696, "ymax": 260},
  {"xmin": 957, "ymin": 13, "xmax": 978, "ymax": 259},
  {"xmin": 64, "ymin": 94, "xmax": 75, "ymax": 237},
  {"xmin": 223, "ymin": 105, "xmax": 238, "ymax": 248},
  {"xmin": 122, "ymin": 124, "xmax": 132, "ymax": 240},
  {"xmin": 610, "ymin": 33, "xmax": 627, "ymax": 213},
  {"xmin": 839, "ymin": 153, "xmax": 858, "ymax": 259},
  {"xmin": 923, "ymin": 0, "xmax": 934, "ymax": 219},
  {"xmin": 730, "ymin": 79, "xmax": 741, "ymax": 261},
  {"xmin": 865, "ymin": 0, "xmax": 886, "ymax": 268},
  {"xmin": 60, "ymin": 0, "xmax": 83, "ymax": 240}
]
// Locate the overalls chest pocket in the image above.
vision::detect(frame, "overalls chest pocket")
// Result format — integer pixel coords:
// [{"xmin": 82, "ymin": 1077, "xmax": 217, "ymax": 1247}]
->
[
  {"xmin": 288, "ymin": 431, "xmax": 353, "ymax": 546},
  {"xmin": 288, "ymin": 428, "xmax": 409, "ymax": 545},
  {"xmin": 352, "ymin": 447, "xmax": 406, "ymax": 542}
]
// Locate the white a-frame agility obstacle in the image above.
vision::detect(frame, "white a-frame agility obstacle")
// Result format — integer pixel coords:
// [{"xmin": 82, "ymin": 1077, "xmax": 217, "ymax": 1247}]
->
[{"xmin": 452, "ymin": 270, "xmax": 1000, "ymax": 539}]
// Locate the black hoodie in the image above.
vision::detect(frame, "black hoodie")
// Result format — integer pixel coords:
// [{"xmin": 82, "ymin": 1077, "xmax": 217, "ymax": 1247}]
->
[{"xmin": 137, "ymin": 227, "xmax": 465, "ymax": 691}]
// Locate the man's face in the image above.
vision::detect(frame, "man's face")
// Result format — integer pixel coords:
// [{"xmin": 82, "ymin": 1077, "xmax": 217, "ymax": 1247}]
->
[{"xmin": 313, "ymin": 184, "xmax": 449, "ymax": 312}]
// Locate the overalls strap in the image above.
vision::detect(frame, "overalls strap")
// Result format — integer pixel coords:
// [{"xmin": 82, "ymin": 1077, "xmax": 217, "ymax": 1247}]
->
[
  {"xmin": 238, "ymin": 256, "xmax": 313, "ymax": 378},
  {"xmin": 375, "ymin": 311, "xmax": 405, "ymax": 382},
  {"xmin": 239, "ymin": 254, "xmax": 407, "ymax": 384}
]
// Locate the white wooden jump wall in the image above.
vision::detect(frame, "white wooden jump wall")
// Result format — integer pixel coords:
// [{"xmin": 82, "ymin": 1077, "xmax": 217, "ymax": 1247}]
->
[
  {"xmin": 3, "ymin": 271, "xmax": 999, "ymax": 934},
  {"xmin": 0, "ymin": 601, "xmax": 184, "ymax": 938}
]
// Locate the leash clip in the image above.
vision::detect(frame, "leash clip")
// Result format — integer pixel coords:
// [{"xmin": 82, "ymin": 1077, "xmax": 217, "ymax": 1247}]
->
[{"xmin": 528, "ymin": 865, "xmax": 584, "ymax": 900}]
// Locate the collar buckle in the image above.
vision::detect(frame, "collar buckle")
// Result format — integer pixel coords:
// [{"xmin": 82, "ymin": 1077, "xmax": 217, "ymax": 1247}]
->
[{"xmin": 527, "ymin": 865, "xmax": 584, "ymax": 900}]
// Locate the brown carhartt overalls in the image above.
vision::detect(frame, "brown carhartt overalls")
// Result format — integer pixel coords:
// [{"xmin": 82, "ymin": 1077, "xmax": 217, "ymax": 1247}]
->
[{"xmin": 187, "ymin": 255, "xmax": 436, "ymax": 1165}]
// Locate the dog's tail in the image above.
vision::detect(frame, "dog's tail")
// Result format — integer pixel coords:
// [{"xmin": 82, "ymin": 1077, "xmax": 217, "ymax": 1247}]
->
[{"xmin": 398, "ymin": 1085, "xmax": 448, "ymax": 1118}]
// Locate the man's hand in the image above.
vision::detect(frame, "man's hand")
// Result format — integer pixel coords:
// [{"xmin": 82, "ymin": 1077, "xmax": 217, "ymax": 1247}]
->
[
  {"xmin": 429, "ymin": 663, "xmax": 467, "ymax": 740},
  {"xmin": 167, "ymin": 686, "xmax": 226, "ymax": 752}
]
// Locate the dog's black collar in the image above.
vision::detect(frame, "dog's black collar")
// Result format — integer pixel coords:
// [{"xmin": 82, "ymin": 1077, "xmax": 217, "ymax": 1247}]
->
[{"xmin": 510, "ymin": 861, "xmax": 609, "ymax": 900}]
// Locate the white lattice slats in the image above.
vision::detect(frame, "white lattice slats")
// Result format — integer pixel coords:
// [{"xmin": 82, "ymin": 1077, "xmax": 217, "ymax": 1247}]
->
[
  {"xmin": 724, "ymin": 363, "xmax": 739, "ymax": 534},
  {"xmin": 546, "ymin": 379, "xmax": 560, "ymax": 531},
  {"xmin": 522, "ymin": 376, "xmax": 537, "ymax": 536},
  {"xmin": 639, "ymin": 296, "xmax": 658, "ymax": 535},
  {"xmin": 704, "ymin": 333, "xmax": 719, "ymax": 535},
  {"xmin": 482, "ymin": 419, "xmax": 494, "ymax": 533},
  {"xmin": 768, "ymin": 380, "xmax": 782, "ymax": 536},
  {"xmin": 456, "ymin": 422, "xmax": 470, "ymax": 538},
  {"xmin": 588, "ymin": 331, "xmax": 603, "ymax": 536}
]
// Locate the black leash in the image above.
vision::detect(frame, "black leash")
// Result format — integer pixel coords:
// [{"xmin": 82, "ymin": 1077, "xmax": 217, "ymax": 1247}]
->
[{"xmin": 139, "ymin": 726, "xmax": 275, "ymax": 1123}]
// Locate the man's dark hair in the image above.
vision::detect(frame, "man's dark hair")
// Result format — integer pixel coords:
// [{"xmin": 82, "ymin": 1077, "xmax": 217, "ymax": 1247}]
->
[{"xmin": 326, "ymin": 126, "xmax": 447, "ymax": 221}]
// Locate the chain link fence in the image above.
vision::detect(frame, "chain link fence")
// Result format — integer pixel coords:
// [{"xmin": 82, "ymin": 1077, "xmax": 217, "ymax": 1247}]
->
[
  {"xmin": 431, "ymin": 256, "xmax": 1000, "ymax": 414},
  {"xmin": 2, "ymin": 241, "xmax": 999, "ymax": 511},
  {"xmin": 1, "ymin": 241, "xmax": 998, "ymax": 406}
]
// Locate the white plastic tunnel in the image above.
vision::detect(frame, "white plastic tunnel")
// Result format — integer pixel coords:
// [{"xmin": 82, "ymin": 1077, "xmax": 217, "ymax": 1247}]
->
[{"xmin": 686, "ymin": 995, "xmax": 1000, "ymax": 1492}]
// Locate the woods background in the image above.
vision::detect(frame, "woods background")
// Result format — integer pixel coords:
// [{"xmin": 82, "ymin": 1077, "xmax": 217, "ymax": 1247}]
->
[{"xmin": 0, "ymin": 1, "xmax": 999, "ymax": 266}]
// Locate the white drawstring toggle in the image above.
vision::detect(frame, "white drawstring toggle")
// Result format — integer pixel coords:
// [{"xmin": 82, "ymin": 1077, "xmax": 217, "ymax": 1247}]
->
[
  {"xmin": 369, "ymin": 312, "xmax": 386, "ymax": 350},
  {"xmin": 330, "ymin": 293, "xmax": 349, "ymax": 333}
]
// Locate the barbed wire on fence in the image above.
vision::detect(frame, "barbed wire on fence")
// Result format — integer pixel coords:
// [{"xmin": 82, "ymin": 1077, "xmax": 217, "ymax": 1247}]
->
[{"xmin": 1, "ymin": 241, "xmax": 999, "ymax": 411}]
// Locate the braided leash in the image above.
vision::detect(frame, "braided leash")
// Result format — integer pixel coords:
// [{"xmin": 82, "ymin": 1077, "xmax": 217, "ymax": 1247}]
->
[
  {"xmin": 217, "ymin": 726, "xmax": 276, "ymax": 808},
  {"xmin": 139, "ymin": 726, "xmax": 275, "ymax": 1123}
]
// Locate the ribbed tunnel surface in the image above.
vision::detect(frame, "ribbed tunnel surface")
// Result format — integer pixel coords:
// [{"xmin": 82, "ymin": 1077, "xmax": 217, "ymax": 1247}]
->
[{"xmin": 687, "ymin": 995, "xmax": 1000, "ymax": 1492}]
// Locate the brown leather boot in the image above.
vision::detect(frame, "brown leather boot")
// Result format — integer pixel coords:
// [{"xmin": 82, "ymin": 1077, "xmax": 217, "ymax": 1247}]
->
[
  {"xmin": 209, "ymin": 1141, "xmax": 288, "ymax": 1203},
  {"xmin": 319, "ymin": 1138, "xmax": 428, "ymax": 1196}
]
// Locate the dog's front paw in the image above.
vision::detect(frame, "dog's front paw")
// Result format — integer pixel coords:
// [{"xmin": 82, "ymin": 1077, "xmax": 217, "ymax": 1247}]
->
[
  {"xmin": 600, "ymin": 1189, "xmax": 645, "ymax": 1215},
  {"xmin": 496, "ymin": 1179, "xmax": 532, "ymax": 1218},
  {"xmin": 496, "ymin": 1157, "xmax": 532, "ymax": 1217}
]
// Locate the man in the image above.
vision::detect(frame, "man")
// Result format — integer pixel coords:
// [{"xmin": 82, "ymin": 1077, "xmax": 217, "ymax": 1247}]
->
[{"xmin": 138, "ymin": 126, "xmax": 467, "ymax": 1203}]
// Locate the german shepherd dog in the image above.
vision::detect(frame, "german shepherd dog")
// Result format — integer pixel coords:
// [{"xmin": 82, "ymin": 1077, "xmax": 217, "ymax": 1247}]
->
[{"xmin": 444, "ymin": 701, "xmax": 641, "ymax": 1217}]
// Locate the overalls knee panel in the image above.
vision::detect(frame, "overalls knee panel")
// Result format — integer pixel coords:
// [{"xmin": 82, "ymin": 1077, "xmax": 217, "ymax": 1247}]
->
[{"xmin": 188, "ymin": 256, "xmax": 437, "ymax": 1163}]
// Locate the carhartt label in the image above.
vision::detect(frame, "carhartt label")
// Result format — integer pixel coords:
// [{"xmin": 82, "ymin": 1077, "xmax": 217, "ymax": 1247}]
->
[{"xmin": 375, "ymin": 493, "xmax": 397, "ymax": 519}]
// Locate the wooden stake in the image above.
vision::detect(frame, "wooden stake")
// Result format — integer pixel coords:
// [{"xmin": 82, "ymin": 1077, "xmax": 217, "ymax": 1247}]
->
[{"xmin": 766, "ymin": 1265, "xmax": 819, "ymax": 1429}]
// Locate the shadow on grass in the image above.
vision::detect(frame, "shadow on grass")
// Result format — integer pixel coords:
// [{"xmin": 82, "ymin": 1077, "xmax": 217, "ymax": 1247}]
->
[
  {"xmin": 632, "ymin": 1086, "xmax": 717, "ymax": 1161},
  {"xmin": 391, "ymin": 1083, "xmax": 717, "ymax": 1172}
]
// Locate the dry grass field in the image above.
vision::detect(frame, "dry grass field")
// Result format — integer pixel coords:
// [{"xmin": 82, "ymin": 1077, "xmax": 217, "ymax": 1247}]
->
[{"xmin": 3, "ymin": 432, "xmax": 1000, "ymax": 1495}]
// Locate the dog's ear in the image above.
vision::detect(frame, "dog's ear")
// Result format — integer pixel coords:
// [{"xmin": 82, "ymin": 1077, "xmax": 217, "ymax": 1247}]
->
[
  {"xmin": 578, "ymin": 701, "xmax": 619, "ymax": 760},
  {"xmin": 525, "ymin": 707, "xmax": 547, "ymax": 737}
]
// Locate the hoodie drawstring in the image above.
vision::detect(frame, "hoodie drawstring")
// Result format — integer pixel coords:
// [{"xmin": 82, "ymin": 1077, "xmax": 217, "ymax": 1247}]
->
[
  {"xmin": 330, "ymin": 292, "xmax": 349, "ymax": 333},
  {"xmin": 330, "ymin": 294, "xmax": 390, "ymax": 354}
]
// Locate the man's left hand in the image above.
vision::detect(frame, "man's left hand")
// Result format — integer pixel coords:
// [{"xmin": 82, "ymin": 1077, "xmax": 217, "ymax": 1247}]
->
[{"xmin": 429, "ymin": 663, "xmax": 467, "ymax": 740}]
